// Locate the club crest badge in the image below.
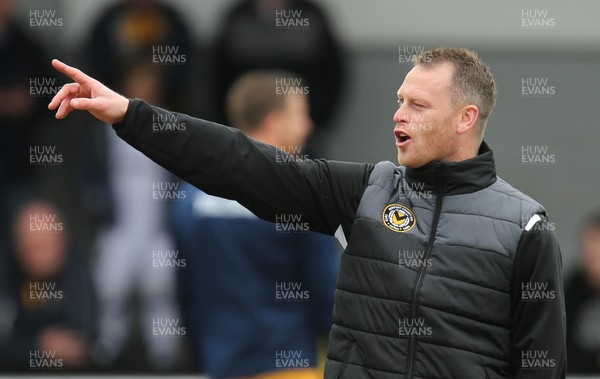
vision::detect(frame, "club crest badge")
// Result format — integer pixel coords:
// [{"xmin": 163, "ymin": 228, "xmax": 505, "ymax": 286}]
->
[{"xmin": 382, "ymin": 204, "xmax": 416, "ymax": 233}]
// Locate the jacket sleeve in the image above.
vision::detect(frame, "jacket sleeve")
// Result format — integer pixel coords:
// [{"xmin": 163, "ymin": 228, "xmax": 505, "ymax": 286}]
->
[
  {"xmin": 112, "ymin": 99, "xmax": 373, "ymax": 237},
  {"xmin": 510, "ymin": 216, "xmax": 567, "ymax": 378}
]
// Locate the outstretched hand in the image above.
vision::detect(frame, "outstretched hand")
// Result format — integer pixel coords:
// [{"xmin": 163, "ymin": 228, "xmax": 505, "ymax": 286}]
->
[{"xmin": 48, "ymin": 59, "xmax": 129, "ymax": 125}]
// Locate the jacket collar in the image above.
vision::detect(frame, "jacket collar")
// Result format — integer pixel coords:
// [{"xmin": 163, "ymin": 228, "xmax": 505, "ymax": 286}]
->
[{"xmin": 405, "ymin": 141, "xmax": 497, "ymax": 195}]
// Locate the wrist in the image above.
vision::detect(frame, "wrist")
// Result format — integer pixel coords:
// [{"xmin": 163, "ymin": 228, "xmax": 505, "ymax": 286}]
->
[{"xmin": 114, "ymin": 96, "xmax": 129, "ymax": 125}]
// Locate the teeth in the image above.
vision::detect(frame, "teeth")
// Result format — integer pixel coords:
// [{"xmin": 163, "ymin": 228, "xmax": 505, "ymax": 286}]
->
[{"xmin": 396, "ymin": 131, "xmax": 410, "ymax": 143}]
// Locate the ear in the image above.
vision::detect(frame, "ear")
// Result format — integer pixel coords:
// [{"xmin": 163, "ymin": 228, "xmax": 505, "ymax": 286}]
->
[{"xmin": 456, "ymin": 104, "xmax": 479, "ymax": 134}]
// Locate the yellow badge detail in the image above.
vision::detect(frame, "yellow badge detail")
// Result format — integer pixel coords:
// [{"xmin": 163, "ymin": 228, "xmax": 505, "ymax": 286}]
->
[{"xmin": 382, "ymin": 204, "xmax": 416, "ymax": 233}]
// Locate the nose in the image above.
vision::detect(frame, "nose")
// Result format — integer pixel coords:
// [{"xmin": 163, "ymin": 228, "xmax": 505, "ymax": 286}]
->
[{"xmin": 393, "ymin": 103, "xmax": 408, "ymax": 125}]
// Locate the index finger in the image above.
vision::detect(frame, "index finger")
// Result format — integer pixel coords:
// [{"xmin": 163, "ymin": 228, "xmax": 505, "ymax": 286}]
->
[{"xmin": 52, "ymin": 59, "xmax": 94, "ymax": 85}]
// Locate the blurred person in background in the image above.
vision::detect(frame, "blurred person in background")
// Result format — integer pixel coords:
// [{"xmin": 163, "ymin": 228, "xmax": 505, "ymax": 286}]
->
[
  {"xmin": 90, "ymin": 57, "xmax": 181, "ymax": 371},
  {"xmin": 86, "ymin": 0, "xmax": 192, "ymax": 112},
  {"xmin": 566, "ymin": 211, "xmax": 600, "ymax": 373},
  {"xmin": 0, "ymin": 0, "xmax": 50, "ymax": 198},
  {"xmin": 171, "ymin": 72, "xmax": 339, "ymax": 379},
  {"xmin": 78, "ymin": 0, "xmax": 196, "ymax": 252},
  {"xmin": 0, "ymin": 197, "xmax": 96, "ymax": 371},
  {"xmin": 213, "ymin": 0, "xmax": 345, "ymax": 153}
]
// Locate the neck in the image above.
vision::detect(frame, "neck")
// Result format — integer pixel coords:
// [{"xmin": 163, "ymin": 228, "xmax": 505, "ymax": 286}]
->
[
  {"xmin": 406, "ymin": 141, "xmax": 496, "ymax": 195},
  {"xmin": 445, "ymin": 139, "xmax": 480, "ymax": 163}
]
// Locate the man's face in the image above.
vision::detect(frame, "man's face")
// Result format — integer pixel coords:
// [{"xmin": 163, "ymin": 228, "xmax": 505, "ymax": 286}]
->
[
  {"xmin": 275, "ymin": 96, "xmax": 313, "ymax": 152},
  {"xmin": 394, "ymin": 62, "xmax": 462, "ymax": 168}
]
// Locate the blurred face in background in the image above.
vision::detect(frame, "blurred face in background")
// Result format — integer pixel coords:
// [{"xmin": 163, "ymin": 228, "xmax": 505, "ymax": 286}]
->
[
  {"xmin": 14, "ymin": 202, "xmax": 67, "ymax": 280},
  {"xmin": 271, "ymin": 95, "xmax": 313, "ymax": 151},
  {"xmin": 121, "ymin": 63, "xmax": 163, "ymax": 105},
  {"xmin": 226, "ymin": 72, "xmax": 313, "ymax": 152},
  {"xmin": 393, "ymin": 62, "xmax": 466, "ymax": 168},
  {"xmin": 582, "ymin": 226, "xmax": 600, "ymax": 290}
]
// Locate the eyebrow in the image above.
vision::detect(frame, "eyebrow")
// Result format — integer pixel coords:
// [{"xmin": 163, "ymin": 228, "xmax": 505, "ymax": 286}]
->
[{"xmin": 397, "ymin": 91, "xmax": 429, "ymax": 105}]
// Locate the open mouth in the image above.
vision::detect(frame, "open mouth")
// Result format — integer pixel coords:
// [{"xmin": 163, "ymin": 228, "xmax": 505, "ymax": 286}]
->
[{"xmin": 395, "ymin": 130, "xmax": 412, "ymax": 146}]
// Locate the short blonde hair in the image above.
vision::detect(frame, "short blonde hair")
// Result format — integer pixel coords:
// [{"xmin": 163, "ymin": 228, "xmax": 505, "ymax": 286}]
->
[{"xmin": 413, "ymin": 47, "xmax": 497, "ymax": 132}]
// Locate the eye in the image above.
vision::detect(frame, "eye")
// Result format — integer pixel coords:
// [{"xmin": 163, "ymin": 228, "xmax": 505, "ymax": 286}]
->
[{"xmin": 397, "ymin": 99, "xmax": 404, "ymax": 106}]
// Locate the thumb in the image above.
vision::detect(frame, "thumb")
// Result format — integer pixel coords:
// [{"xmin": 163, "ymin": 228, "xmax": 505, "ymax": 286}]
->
[{"xmin": 70, "ymin": 97, "xmax": 97, "ymax": 111}]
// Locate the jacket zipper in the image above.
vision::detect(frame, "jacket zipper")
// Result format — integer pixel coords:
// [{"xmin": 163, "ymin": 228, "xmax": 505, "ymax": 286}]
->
[
  {"xmin": 337, "ymin": 342, "xmax": 355, "ymax": 379},
  {"xmin": 406, "ymin": 162, "xmax": 444, "ymax": 379}
]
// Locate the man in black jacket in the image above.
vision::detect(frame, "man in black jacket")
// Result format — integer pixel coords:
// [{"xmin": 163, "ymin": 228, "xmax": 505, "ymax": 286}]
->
[{"xmin": 48, "ymin": 47, "xmax": 566, "ymax": 378}]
